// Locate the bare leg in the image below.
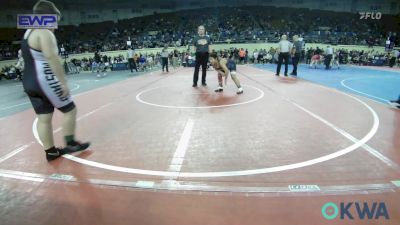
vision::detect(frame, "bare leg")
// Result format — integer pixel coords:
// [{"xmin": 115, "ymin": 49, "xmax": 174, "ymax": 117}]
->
[
  {"xmin": 230, "ymin": 71, "xmax": 241, "ymax": 88},
  {"xmin": 215, "ymin": 72, "xmax": 224, "ymax": 92},
  {"xmin": 37, "ymin": 113, "xmax": 54, "ymax": 150},
  {"xmin": 62, "ymin": 107, "xmax": 77, "ymax": 139}
]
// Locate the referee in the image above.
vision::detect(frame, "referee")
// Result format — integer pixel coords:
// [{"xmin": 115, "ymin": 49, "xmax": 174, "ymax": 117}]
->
[
  {"xmin": 127, "ymin": 47, "xmax": 137, "ymax": 72},
  {"xmin": 276, "ymin": 34, "xmax": 292, "ymax": 76},
  {"xmin": 192, "ymin": 25, "xmax": 211, "ymax": 87},
  {"xmin": 325, "ymin": 45, "xmax": 333, "ymax": 69}
]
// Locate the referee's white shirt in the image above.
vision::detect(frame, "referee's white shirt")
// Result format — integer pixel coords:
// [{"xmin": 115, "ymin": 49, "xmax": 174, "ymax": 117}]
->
[
  {"xmin": 278, "ymin": 40, "xmax": 292, "ymax": 53},
  {"xmin": 326, "ymin": 47, "xmax": 333, "ymax": 55},
  {"xmin": 127, "ymin": 49, "xmax": 134, "ymax": 58},
  {"xmin": 161, "ymin": 50, "xmax": 169, "ymax": 58}
]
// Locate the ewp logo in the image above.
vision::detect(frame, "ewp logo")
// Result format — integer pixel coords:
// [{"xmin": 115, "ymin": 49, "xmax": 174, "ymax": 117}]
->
[
  {"xmin": 359, "ymin": 12, "xmax": 382, "ymax": 20},
  {"xmin": 322, "ymin": 202, "xmax": 390, "ymax": 220},
  {"xmin": 17, "ymin": 14, "xmax": 58, "ymax": 29}
]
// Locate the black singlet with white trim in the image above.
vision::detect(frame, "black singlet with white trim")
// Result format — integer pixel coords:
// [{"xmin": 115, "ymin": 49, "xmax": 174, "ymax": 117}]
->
[{"xmin": 21, "ymin": 29, "xmax": 75, "ymax": 114}]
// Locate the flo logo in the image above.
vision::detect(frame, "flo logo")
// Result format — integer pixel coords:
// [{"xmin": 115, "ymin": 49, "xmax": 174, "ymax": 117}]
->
[
  {"xmin": 322, "ymin": 202, "xmax": 389, "ymax": 220},
  {"xmin": 359, "ymin": 12, "xmax": 382, "ymax": 20}
]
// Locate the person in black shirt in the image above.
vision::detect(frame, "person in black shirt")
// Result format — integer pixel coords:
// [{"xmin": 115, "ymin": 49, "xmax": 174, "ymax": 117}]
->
[
  {"xmin": 160, "ymin": 46, "xmax": 169, "ymax": 72},
  {"xmin": 192, "ymin": 25, "xmax": 211, "ymax": 87},
  {"xmin": 94, "ymin": 51, "xmax": 101, "ymax": 64},
  {"xmin": 94, "ymin": 51, "xmax": 106, "ymax": 77},
  {"xmin": 290, "ymin": 35, "xmax": 301, "ymax": 76}
]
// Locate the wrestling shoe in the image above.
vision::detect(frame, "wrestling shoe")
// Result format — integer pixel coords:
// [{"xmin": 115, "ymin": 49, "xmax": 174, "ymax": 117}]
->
[
  {"xmin": 62, "ymin": 141, "xmax": 90, "ymax": 154},
  {"xmin": 214, "ymin": 86, "xmax": 223, "ymax": 92}
]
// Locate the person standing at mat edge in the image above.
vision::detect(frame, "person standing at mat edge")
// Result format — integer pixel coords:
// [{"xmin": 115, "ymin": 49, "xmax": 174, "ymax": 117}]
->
[
  {"xmin": 276, "ymin": 34, "xmax": 292, "ymax": 76},
  {"xmin": 21, "ymin": 0, "xmax": 90, "ymax": 161},
  {"xmin": 192, "ymin": 25, "xmax": 211, "ymax": 87},
  {"xmin": 290, "ymin": 35, "xmax": 301, "ymax": 76},
  {"xmin": 325, "ymin": 45, "xmax": 333, "ymax": 70},
  {"xmin": 127, "ymin": 47, "xmax": 137, "ymax": 72},
  {"xmin": 161, "ymin": 46, "xmax": 169, "ymax": 73}
]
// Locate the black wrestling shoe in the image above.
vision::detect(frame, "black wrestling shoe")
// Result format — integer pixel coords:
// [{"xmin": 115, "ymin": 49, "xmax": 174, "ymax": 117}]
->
[
  {"xmin": 62, "ymin": 141, "xmax": 90, "ymax": 154},
  {"xmin": 46, "ymin": 147, "xmax": 63, "ymax": 161}
]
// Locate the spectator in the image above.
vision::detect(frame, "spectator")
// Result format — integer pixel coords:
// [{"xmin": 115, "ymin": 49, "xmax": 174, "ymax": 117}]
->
[
  {"xmin": 161, "ymin": 46, "xmax": 169, "ymax": 72},
  {"xmin": 276, "ymin": 34, "xmax": 292, "ymax": 76},
  {"xmin": 127, "ymin": 47, "xmax": 137, "ymax": 72}
]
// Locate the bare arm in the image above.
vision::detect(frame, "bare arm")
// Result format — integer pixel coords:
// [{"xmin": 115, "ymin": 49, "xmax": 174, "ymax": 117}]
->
[{"xmin": 291, "ymin": 43, "xmax": 296, "ymax": 55}]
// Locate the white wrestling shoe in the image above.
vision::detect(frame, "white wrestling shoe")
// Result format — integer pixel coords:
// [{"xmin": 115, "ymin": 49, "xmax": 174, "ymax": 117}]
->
[{"xmin": 214, "ymin": 86, "xmax": 223, "ymax": 92}]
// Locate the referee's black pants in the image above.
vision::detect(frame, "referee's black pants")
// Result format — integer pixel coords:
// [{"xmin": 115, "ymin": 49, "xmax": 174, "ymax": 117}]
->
[
  {"xmin": 325, "ymin": 54, "xmax": 333, "ymax": 69},
  {"xmin": 161, "ymin": 57, "xmax": 169, "ymax": 72},
  {"xmin": 193, "ymin": 52, "xmax": 209, "ymax": 85},
  {"xmin": 291, "ymin": 53, "xmax": 300, "ymax": 75},
  {"xmin": 389, "ymin": 57, "xmax": 396, "ymax": 68},
  {"xmin": 276, "ymin": 52, "xmax": 289, "ymax": 76}
]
